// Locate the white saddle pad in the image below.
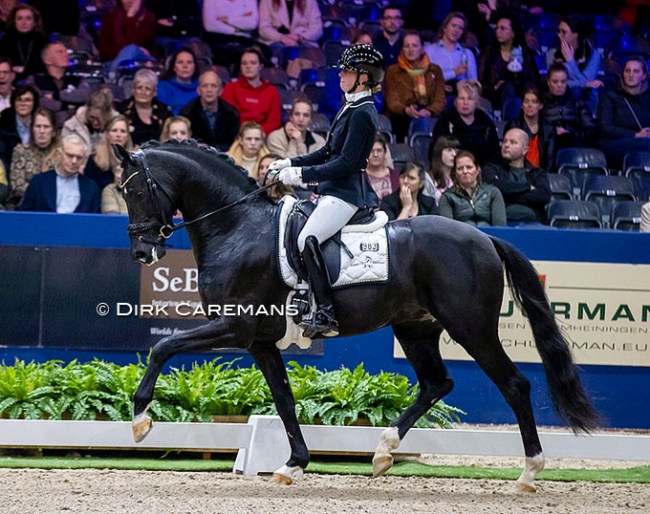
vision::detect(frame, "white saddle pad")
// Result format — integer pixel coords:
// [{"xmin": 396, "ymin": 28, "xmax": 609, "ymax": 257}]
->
[{"xmin": 277, "ymin": 196, "xmax": 390, "ymax": 289}]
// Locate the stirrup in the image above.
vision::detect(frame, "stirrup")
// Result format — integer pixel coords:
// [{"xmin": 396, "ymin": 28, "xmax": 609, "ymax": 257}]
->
[{"xmin": 302, "ymin": 307, "xmax": 339, "ymax": 338}]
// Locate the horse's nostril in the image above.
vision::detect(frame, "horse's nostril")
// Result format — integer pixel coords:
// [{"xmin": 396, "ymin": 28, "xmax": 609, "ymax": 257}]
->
[{"xmin": 133, "ymin": 250, "xmax": 148, "ymax": 261}]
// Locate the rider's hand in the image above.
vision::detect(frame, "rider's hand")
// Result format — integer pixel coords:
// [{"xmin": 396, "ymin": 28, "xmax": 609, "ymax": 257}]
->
[
  {"xmin": 278, "ymin": 166, "xmax": 304, "ymax": 186},
  {"xmin": 268, "ymin": 158, "xmax": 292, "ymax": 175}
]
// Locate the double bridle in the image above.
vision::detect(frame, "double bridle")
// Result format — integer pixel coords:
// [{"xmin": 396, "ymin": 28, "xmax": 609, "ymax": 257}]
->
[{"xmin": 124, "ymin": 149, "xmax": 279, "ymax": 245}]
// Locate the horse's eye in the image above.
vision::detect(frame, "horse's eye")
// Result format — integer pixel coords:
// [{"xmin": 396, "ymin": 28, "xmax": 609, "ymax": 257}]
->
[{"xmin": 135, "ymin": 191, "xmax": 144, "ymax": 199}]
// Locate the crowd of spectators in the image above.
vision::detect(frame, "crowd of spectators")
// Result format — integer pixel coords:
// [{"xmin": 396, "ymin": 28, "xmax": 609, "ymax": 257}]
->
[{"xmin": 0, "ymin": 0, "xmax": 648, "ymax": 230}]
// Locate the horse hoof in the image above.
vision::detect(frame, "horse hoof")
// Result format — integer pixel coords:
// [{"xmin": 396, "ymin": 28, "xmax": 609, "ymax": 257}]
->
[
  {"xmin": 516, "ymin": 480, "xmax": 537, "ymax": 493},
  {"xmin": 271, "ymin": 464, "xmax": 303, "ymax": 485},
  {"xmin": 132, "ymin": 413, "xmax": 153, "ymax": 443},
  {"xmin": 372, "ymin": 454, "xmax": 394, "ymax": 478}
]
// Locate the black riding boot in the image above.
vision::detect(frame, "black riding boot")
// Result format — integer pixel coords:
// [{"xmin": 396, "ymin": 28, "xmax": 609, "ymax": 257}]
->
[{"xmin": 301, "ymin": 235, "xmax": 339, "ymax": 338}]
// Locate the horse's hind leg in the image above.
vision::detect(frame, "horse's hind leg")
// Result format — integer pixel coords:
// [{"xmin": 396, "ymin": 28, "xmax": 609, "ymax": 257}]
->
[
  {"xmin": 458, "ymin": 330, "xmax": 545, "ymax": 492},
  {"xmin": 248, "ymin": 342, "xmax": 308, "ymax": 485},
  {"xmin": 373, "ymin": 321, "xmax": 452, "ymax": 477},
  {"xmin": 132, "ymin": 320, "xmax": 246, "ymax": 442}
]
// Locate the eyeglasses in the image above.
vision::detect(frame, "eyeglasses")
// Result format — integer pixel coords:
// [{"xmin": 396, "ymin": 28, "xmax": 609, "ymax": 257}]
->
[
  {"xmin": 16, "ymin": 97, "xmax": 34, "ymax": 103},
  {"xmin": 134, "ymin": 85, "xmax": 154, "ymax": 93},
  {"xmin": 382, "ymin": 16, "xmax": 402, "ymax": 21}
]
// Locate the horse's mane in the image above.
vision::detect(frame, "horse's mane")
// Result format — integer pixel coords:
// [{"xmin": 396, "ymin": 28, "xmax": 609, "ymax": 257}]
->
[{"xmin": 141, "ymin": 139, "xmax": 263, "ymax": 197}]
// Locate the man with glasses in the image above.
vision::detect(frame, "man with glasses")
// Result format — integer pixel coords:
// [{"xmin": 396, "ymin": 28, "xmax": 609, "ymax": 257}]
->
[
  {"xmin": 18, "ymin": 134, "xmax": 100, "ymax": 213},
  {"xmin": 375, "ymin": 6, "xmax": 405, "ymax": 67}
]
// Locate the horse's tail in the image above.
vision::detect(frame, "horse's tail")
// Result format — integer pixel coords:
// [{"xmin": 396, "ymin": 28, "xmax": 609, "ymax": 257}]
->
[{"xmin": 489, "ymin": 236, "xmax": 601, "ymax": 433}]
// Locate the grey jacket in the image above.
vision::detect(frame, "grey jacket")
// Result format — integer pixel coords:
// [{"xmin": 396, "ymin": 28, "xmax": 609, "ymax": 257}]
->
[{"xmin": 438, "ymin": 183, "xmax": 507, "ymax": 227}]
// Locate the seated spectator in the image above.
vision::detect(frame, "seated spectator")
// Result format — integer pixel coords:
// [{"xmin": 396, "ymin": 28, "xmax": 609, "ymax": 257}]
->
[
  {"xmin": 319, "ymin": 32, "xmax": 385, "ymax": 121},
  {"xmin": 478, "ymin": 12, "xmax": 539, "ymax": 110},
  {"xmin": 156, "ymin": 47, "xmax": 200, "ymax": 116},
  {"xmin": 179, "ymin": 70, "xmax": 240, "ymax": 151},
  {"xmin": 505, "ymin": 84, "xmax": 556, "ymax": 171},
  {"xmin": 98, "ymin": 0, "xmax": 157, "ymax": 78},
  {"xmin": 258, "ymin": 0, "xmax": 323, "ymax": 80},
  {"xmin": 364, "ymin": 134, "xmax": 400, "ymax": 204},
  {"xmin": 641, "ymin": 201, "xmax": 650, "ymax": 233},
  {"xmin": 375, "ymin": 6, "xmax": 405, "ymax": 68},
  {"xmin": 62, "ymin": 88, "xmax": 118, "ymax": 154},
  {"xmin": 146, "ymin": 0, "xmax": 202, "ymax": 56},
  {"xmin": 101, "ymin": 155, "xmax": 129, "ymax": 215},
  {"xmin": 0, "ymin": 57, "xmax": 14, "ymax": 112},
  {"xmin": 547, "ymin": 15, "xmax": 603, "ymax": 110},
  {"xmin": 483, "ymin": 128, "xmax": 551, "ymax": 224},
  {"xmin": 267, "ymin": 97, "xmax": 325, "ymax": 159},
  {"xmin": 380, "ymin": 162, "xmax": 438, "ymax": 220},
  {"xmin": 541, "ymin": 62, "xmax": 595, "ymax": 149},
  {"xmin": 257, "ymin": 152, "xmax": 293, "ymax": 202},
  {"xmin": 0, "ymin": 84, "xmax": 39, "ymax": 172},
  {"xmin": 222, "ymin": 48, "xmax": 282, "ymax": 136},
  {"xmin": 84, "ymin": 115, "xmax": 133, "ymax": 191},
  {"xmin": 25, "ymin": 0, "xmax": 79, "ymax": 36},
  {"xmin": 202, "ymin": 0, "xmax": 259, "ymax": 68},
  {"xmin": 226, "ymin": 121, "xmax": 269, "ymax": 179},
  {"xmin": 118, "ymin": 69, "xmax": 173, "ymax": 147},
  {"xmin": 425, "ymin": 135, "xmax": 460, "ymax": 204},
  {"xmin": 439, "ymin": 150, "xmax": 506, "ymax": 227},
  {"xmin": 26, "ymin": 42, "xmax": 92, "ymax": 113},
  {"xmin": 425, "ymin": 12, "xmax": 478, "ymax": 92},
  {"xmin": 596, "ymin": 56, "xmax": 650, "ymax": 169},
  {"xmin": 8, "ymin": 107, "xmax": 58, "ymax": 209},
  {"xmin": 18, "ymin": 134, "xmax": 100, "ymax": 213},
  {"xmin": 160, "ymin": 116, "xmax": 192, "ymax": 142},
  {"xmin": 0, "ymin": 4, "xmax": 47, "ymax": 81},
  {"xmin": 431, "ymin": 80, "xmax": 500, "ymax": 166},
  {"xmin": 385, "ymin": 29, "xmax": 446, "ymax": 142}
]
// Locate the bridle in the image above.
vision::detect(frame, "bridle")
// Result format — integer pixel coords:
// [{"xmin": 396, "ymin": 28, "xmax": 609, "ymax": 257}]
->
[{"xmin": 124, "ymin": 149, "xmax": 279, "ymax": 245}]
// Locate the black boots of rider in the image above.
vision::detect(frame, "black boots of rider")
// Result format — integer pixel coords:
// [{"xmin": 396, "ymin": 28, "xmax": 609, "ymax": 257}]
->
[{"xmin": 301, "ymin": 235, "xmax": 339, "ymax": 338}]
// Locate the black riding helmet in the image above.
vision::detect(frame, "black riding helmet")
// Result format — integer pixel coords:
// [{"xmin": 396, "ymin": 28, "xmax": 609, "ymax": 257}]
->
[{"xmin": 337, "ymin": 44, "xmax": 385, "ymax": 94}]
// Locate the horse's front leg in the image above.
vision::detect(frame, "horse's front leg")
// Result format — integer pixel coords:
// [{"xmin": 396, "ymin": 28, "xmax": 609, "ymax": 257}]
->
[
  {"xmin": 248, "ymin": 342, "xmax": 308, "ymax": 485},
  {"xmin": 133, "ymin": 319, "xmax": 245, "ymax": 442}
]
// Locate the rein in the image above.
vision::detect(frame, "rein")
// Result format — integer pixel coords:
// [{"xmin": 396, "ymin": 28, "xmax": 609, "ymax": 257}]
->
[{"xmin": 125, "ymin": 149, "xmax": 279, "ymax": 242}]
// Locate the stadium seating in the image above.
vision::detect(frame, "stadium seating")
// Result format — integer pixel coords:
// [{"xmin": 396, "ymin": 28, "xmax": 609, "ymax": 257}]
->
[
  {"xmin": 611, "ymin": 201, "xmax": 645, "ymax": 231},
  {"xmin": 548, "ymin": 200, "xmax": 603, "ymax": 229},
  {"xmin": 582, "ymin": 175, "xmax": 636, "ymax": 226},
  {"xmin": 548, "ymin": 173, "xmax": 573, "ymax": 201},
  {"xmin": 377, "ymin": 114, "xmax": 395, "ymax": 143},
  {"xmin": 556, "ymin": 147, "xmax": 609, "ymax": 197},
  {"xmin": 388, "ymin": 142, "xmax": 415, "ymax": 171},
  {"xmin": 623, "ymin": 151, "xmax": 650, "ymax": 178}
]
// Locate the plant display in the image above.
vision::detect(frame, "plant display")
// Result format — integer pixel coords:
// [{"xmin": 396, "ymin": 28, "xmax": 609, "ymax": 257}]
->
[{"xmin": 0, "ymin": 359, "xmax": 463, "ymax": 428}]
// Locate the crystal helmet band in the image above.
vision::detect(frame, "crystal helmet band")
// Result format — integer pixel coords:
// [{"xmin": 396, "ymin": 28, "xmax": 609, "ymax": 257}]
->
[{"xmin": 337, "ymin": 44, "xmax": 385, "ymax": 91}]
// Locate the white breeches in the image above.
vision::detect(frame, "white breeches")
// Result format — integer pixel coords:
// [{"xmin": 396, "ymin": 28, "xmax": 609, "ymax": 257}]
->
[{"xmin": 297, "ymin": 195, "xmax": 358, "ymax": 252}]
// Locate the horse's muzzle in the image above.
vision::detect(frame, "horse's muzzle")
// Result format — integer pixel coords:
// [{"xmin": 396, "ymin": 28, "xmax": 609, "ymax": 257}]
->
[{"xmin": 131, "ymin": 238, "xmax": 166, "ymax": 265}]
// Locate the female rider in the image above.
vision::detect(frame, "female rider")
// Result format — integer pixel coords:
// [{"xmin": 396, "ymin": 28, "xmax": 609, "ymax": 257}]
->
[{"xmin": 269, "ymin": 44, "xmax": 384, "ymax": 338}]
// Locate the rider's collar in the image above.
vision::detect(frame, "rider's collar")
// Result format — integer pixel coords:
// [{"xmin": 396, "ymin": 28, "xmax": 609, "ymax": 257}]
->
[{"xmin": 344, "ymin": 89, "xmax": 372, "ymax": 104}]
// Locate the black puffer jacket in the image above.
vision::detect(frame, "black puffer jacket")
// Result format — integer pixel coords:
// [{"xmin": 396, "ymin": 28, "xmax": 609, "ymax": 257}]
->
[
  {"xmin": 430, "ymin": 107, "xmax": 501, "ymax": 165},
  {"xmin": 596, "ymin": 85, "xmax": 650, "ymax": 147},
  {"xmin": 541, "ymin": 91, "xmax": 595, "ymax": 145}
]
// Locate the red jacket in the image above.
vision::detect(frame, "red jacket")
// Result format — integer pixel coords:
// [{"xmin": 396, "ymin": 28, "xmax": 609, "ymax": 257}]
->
[
  {"xmin": 98, "ymin": 5, "xmax": 157, "ymax": 61},
  {"xmin": 221, "ymin": 77, "xmax": 282, "ymax": 136}
]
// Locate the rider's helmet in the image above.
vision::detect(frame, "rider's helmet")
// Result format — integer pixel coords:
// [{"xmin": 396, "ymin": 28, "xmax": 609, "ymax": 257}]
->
[{"xmin": 337, "ymin": 44, "xmax": 385, "ymax": 92}]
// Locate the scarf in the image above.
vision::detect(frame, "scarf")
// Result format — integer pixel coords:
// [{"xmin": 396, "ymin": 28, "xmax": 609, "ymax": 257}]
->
[{"xmin": 398, "ymin": 52, "xmax": 432, "ymax": 106}]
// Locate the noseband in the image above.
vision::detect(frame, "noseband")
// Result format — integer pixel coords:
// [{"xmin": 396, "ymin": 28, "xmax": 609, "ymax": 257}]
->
[{"xmin": 124, "ymin": 149, "xmax": 279, "ymax": 245}]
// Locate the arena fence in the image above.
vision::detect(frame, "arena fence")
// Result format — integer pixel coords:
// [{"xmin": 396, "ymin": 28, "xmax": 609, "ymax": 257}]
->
[{"xmin": 1, "ymin": 416, "xmax": 648, "ymax": 475}]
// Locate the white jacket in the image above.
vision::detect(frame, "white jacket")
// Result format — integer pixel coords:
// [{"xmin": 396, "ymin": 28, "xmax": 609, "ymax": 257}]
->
[
  {"xmin": 258, "ymin": 0, "xmax": 323, "ymax": 46},
  {"xmin": 202, "ymin": 0, "xmax": 258, "ymax": 36}
]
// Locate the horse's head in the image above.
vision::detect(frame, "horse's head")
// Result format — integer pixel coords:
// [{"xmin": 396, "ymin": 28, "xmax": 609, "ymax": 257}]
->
[{"xmin": 114, "ymin": 144, "xmax": 175, "ymax": 265}]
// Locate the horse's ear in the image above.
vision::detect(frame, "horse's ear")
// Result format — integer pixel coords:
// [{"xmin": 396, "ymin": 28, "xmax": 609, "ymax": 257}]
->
[{"xmin": 113, "ymin": 144, "xmax": 132, "ymax": 164}]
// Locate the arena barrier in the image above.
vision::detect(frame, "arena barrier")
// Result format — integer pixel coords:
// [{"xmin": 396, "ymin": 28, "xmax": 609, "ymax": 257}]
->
[
  {"xmin": 0, "ymin": 417, "xmax": 648, "ymax": 475},
  {"xmin": 1, "ymin": 212, "xmax": 650, "ymax": 429}
]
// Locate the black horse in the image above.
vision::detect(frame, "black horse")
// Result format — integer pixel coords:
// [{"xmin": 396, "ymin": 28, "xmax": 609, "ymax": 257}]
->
[{"xmin": 115, "ymin": 140, "xmax": 599, "ymax": 492}]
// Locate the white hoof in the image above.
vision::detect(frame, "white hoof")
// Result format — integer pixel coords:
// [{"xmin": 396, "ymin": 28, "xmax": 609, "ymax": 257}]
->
[
  {"xmin": 372, "ymin": 427, "xmax": 400, "ymax": 477},
  {"xmin": 516, "ymin": 453, "xmax": 545, "ymax": 493},
  {"xmin": 372, "ymin": 454, "xmax": 394, "ymax": 477},
  {"xmin": 271, "ymin": 464, "xmax": 304, "ymax": 485},
  {"xmin": 132, "ymin": 411, "xmax": 153, "ymax": 443}
]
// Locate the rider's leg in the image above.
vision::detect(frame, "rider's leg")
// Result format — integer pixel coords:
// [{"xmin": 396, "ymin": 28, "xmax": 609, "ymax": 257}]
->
[{"xmin": 297, "ymin": 196, "xmax": 358, "ymax": 337}]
